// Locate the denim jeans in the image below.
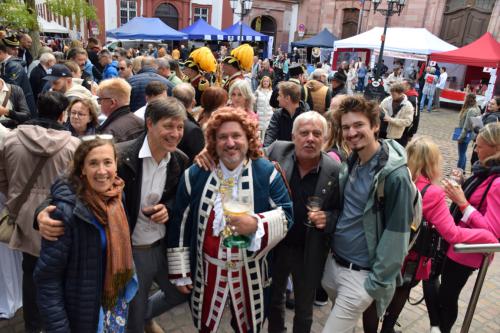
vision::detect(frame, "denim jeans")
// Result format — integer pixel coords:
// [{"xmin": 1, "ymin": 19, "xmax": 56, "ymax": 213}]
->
[
  {"xmin": 356, "ymin": 77, "xmax": 365, "ymax": 92},
  {"xmin": 420, "ymin": 92, "xmax": 435, "ymax": 112},
  {"xmin": 457, "ymin": 135, "xmax": 471, "ymax": 170}
]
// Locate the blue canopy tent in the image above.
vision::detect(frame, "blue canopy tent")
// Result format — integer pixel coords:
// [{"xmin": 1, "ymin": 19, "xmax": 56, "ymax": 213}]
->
[
  {"xmin": 222, "ymin": 22, "xmax": 269, "ymax": 42},
  {"xmin": 107, "ymin": 17, "xmax": 188, "ymax": 40},
  {"xmin": 180, "ymin": 19, "xmax": 226, "ymax": 40},
  {"xmin": 291, "ymin": 28, "xmax": 337, "ymax": 48}
]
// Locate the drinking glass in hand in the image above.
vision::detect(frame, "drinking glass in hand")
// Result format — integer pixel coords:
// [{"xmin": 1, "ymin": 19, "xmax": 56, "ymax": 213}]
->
[
  {"xmin": 449, "ymin": 167, "xmax": 464, "ymax": 186},
  {"xmin": 142, "ymin": 193, "xmax": 161, "ymax": 232},
  {"xmin": 305, "ymin": 196, "xmax": 322, "ymax": 228}
]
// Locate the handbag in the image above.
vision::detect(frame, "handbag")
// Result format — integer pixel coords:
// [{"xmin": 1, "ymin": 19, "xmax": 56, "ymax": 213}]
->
[
  {"xmin": 452, "ymin": 127, "xmax": 471, "ymax": 141},
  {"xmin": 0, "ymin": 157, "xmax": 49, "ymax": 244}
]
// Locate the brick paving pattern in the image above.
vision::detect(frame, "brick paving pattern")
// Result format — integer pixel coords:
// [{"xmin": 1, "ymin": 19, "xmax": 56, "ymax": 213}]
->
[{"xmin": 1, "ymin": 108, "xmax": 499, "ymax": 333}]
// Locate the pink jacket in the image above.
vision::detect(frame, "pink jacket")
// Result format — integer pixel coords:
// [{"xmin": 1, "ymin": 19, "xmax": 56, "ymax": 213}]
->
[
  {"xmin": 414, "ymin": 176, "xmax": 497, "ymax": 277},
  {"xmin": 446, "ymin": 174, "xmax": 500, "ymax": 268}
]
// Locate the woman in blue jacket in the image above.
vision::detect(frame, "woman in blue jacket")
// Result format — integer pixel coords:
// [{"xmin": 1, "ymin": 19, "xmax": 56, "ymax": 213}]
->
[{"xmin": 34, "ymin": 136, "xmax": 137, "ymax": 333}]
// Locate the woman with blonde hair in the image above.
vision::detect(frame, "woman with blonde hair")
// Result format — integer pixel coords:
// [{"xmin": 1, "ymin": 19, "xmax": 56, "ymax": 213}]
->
[
  {"xmin": 255, "ymin": 76, "xmax": 273, "ymax": 140},
  {"xmin": 229, "ymin": 79, "xmax": 258, "ymax": 122},
  {"xmin": 438, "ymin": 123, "xmax": 500, "ymax": 333},
  {"xmin": 456, "ymin": 93, "xmax": 480, "ymax": 170},
  {"xmin": 323, "ymin": 110, "xmax": 350, "ymax": 162},
  {"xmin": 363, "ymin": 136, "xmax": 497, "ymax": 333}
]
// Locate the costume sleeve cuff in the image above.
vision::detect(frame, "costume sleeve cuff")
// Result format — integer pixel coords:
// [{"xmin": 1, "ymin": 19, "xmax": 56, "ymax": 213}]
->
[
  {"xmin": 461, "ymin": 205, "xmax": 476, "ymax": 223},
  {"xmin": 173, "ymin": 277, "xmax": 193, "ymax": 286},
  {"xmin": 247, "ymin": 213, "xmax": 264, "ymax": 252}
]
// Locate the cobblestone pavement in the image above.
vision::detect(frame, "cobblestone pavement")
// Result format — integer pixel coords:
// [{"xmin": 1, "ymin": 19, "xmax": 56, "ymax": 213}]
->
[{"xmin": 1, "ymin": 108, "xmax": 499, "ymax": 333}]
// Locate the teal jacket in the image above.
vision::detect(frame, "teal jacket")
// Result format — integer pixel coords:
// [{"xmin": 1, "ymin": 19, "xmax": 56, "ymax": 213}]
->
[{"xmin": 337, "ymin": 139, "xmax": 413, "ymax": 316}]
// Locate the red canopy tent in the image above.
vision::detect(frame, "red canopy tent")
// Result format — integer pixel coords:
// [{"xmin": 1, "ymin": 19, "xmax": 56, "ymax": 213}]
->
[
  {"xmin": 430, "ymin": 32, "xmax": 500, "ymax": 68},
  {"xmin": 430, "ymin": 32, "xmax": 500, "ymax": 102}
]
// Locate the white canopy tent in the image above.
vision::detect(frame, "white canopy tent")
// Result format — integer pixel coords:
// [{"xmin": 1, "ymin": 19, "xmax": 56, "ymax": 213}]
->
[
  {"xmin": 38, "ymin": 16, "xmax": 70, "ymax": 34},
  {"xmin": 333, "ymin": 27, "xmax": 457, "ymax": 55}
]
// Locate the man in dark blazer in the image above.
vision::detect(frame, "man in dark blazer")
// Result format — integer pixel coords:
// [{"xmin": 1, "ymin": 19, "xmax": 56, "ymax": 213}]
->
[
  {"xmin": 265, "ymin": 111, "xmax": 341, "ymax": 333},
  {"xmin": 29, "ymin": 52, "xmax": 56, "ymax": 99},
  {"xmin": 18, "ymin": 33, "xmax": 33, "ymax": 70}
]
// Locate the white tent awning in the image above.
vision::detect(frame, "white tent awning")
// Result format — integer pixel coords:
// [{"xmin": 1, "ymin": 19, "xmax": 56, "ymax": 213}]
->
[
  {"xmin": 333, "ymin": 27, "xmax": 457, "ymax": 55},
  {"xmin": 38, "ymin": 16, "xmax": 70, "ymax": 34}
]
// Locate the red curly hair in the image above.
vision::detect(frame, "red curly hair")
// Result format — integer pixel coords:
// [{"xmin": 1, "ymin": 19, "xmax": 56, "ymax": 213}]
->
[{"xmin": 205, "ymin": 107, "xmax": 263, "ymax": 163}]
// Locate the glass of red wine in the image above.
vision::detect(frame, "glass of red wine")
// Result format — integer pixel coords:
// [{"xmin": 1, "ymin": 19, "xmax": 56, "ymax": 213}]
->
[{"xmin": 142, "ymin": 193, "xmax": 161, "ymax": 232}]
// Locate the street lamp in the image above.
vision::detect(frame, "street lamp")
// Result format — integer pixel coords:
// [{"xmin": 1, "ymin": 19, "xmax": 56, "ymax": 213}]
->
[
  {"xmin": 229, "ymin": 0, "xmax": 254, "ymax": 44},
  {"xmin": 372, "ymin": 0, "xmax": 406, "ymax": 80}
]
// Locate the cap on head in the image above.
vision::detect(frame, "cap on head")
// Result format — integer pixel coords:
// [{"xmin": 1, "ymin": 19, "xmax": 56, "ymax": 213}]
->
[
  {"xmin": 43, "ymin": 64, "xmax": 72, "ymax": 82},
  {"xmin": 2, "ymin": 36, "xmax": 19, "ymax": 48}
]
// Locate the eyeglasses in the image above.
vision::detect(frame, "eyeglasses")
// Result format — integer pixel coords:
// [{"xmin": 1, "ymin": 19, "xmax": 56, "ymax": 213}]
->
[
  {"xmin": 70, "ymin": 111, "xmax": 89, "ymax": 118},
  {"xmin": 97, "ymin": 97, "xmax": 112, "ymax": 104},
  {"xmin": 81, "ymin": 134, "xmax": 114, "ymax": 142},
  {"xmin": 118, "ymin": 67, "xmax": 127, "ymax": 71}
]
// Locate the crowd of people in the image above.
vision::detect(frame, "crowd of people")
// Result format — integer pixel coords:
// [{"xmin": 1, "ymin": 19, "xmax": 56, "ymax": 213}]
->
[{"xmin": 0, "ymin": 31, "xmax": 499, "ymax": 333}]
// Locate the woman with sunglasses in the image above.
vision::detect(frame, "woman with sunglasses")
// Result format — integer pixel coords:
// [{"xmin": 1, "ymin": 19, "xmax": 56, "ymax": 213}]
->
[{"xmin": 34, "ymin": 135, "xmax": 137, "ymax": 333}]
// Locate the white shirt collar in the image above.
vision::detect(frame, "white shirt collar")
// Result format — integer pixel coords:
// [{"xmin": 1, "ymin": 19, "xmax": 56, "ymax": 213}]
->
[
  {"xmin": 139, "ymin": 135, "xmax": 171, "ymax": 164},
  {"xmin": 0, "ymin": 79, "xmax": 9, "ymax": 93},
  {"xmin": 219, "ymin": 159, "xmax": 245, "ymax": 179}
]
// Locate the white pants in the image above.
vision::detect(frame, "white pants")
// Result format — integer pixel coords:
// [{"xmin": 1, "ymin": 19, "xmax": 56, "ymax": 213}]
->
[{"xmin": 321, "ymin": 256, "xmax": 373, "ymax": 333}]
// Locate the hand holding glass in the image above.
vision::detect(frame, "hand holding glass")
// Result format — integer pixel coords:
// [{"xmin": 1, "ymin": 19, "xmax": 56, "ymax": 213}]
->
[
  {"xmin": 305, "ymin": 196, "xmax": 322, "ymax": 227},
  {"xmin": 222, "ymin": 196, "xmax": 251, "ymax": 249},
  {"xmin": 142, "ymin": 193, "xmax": 161, "ymax": 231}
]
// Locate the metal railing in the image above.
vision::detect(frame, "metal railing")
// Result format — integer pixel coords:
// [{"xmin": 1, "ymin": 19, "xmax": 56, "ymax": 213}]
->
[{"xmin": 453, "ymin": 243, "xmax": 500, "ymax": 333}]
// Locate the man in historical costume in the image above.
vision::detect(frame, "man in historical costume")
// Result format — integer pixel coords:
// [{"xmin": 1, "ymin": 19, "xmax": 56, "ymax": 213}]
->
[
  {"xmin": 221, "ymin": 44, "xmax": 253, "ymax": 92},
  {"xmin": 167, "ymin": 107, "xmax": 293, "ymax": 333},
  {"xmin": 180, "ymin": 46, "xmax": 216, "ymax": 106}
]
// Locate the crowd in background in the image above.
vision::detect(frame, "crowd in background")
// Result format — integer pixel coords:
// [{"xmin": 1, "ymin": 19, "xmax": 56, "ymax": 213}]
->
[{"xmin": 0, "ymin": 31, "xmax": 499, "ymax": 333}]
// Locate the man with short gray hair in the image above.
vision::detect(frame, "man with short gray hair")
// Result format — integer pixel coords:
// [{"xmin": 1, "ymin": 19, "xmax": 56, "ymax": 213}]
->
[
  {"xmin": 266, "ymin": 111, "xmax": 340, "ymax": 333},
  {"xmin": 29, "ymin": 52, "xmax": 56, "ymax": 98},
  {"xmin": 306, "ymin": 69, "xmax": 331, "ymax": 114},
  {"xmin": 156, "ymin": 58, "xmax": 182, "ymax": 87}
]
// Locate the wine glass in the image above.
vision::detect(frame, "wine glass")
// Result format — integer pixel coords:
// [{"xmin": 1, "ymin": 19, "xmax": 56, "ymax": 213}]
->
[
  {"xmin": 141, "ymin": 193, "xmax": 161, "ymax": 232},
  {"xmin": 222, "ymin": 195, "xmax": 252, "ymax": 249},
  {"xmin": 305, "ymin": 196, "xmax": 322, "ymax": 228},
  {"xmin": 449, "ymin": 168, "xmax": 464, "ymax": 185}
]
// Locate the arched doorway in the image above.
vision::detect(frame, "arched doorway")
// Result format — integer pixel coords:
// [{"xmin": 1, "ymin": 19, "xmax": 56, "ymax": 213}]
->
[
  {"xmin": 251, "ymin": 15, "xmax": 276, "ymax": 46},
  {"xmin": 155, "ymin": 3, "xmax": 179, "ymax": 30},
  {"xmin": 341, "ymin": 8, "xmax": 359, "ymax": 39}
]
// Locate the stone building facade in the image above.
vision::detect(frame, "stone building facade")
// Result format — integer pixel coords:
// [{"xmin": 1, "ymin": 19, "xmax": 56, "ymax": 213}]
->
[{"xmin": 244, "ymin": 0, "xmax": 500, "ymax": 52}]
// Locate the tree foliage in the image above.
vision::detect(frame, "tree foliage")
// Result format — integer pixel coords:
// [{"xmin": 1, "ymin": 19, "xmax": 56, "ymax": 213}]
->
[
  {"xmin": 47, "ymin": 0, "xmax": 97, "ymax": 29},
  {"xmin": 0, "ymin": 0, "xmax": 38, "ymax": 31}
]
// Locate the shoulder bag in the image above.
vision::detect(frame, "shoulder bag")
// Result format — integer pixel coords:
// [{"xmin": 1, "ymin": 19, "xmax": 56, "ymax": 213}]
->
[{"xmin": 0, "ymin": 157, "xmax": 49, "ymax": 244}]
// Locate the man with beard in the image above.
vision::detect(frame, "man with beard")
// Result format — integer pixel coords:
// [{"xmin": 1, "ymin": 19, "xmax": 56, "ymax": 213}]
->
[
  {"xmin": 36, "ymin": 97, "xmax": 191, "ymax": 333},
  {"xmin": 44, "ymin": 63, "xmax": 94, "ymax": 103},
  {"xmin": 266, "ymin": 111, "xmax": 340, "ymax": 333},
  {"xmin": 379, "ymin": 83, "xmax": 414, "ymax": 147},
  {"xmin": 167, "ymin": 107, "xmax": 293, "ymax": 333},
  {"xmin": 321, "ymin": 95, "xmax": 413, "ymax": 332}
]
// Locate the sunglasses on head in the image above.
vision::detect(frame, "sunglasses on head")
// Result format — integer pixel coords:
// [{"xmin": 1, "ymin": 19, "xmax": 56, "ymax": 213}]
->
[{"xmin": 81, "ymin": 134, "xmax": 114, "ymax": 142}]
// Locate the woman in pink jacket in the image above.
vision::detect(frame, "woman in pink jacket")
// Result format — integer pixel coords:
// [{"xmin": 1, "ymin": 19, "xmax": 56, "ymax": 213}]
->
[
  {"xmin": 439, "ymin": 123, "xmax": 500, "ymax": 333},
  {"xmin": 366, "ymin": 136, "xmax": 497, "ymax": 333}
]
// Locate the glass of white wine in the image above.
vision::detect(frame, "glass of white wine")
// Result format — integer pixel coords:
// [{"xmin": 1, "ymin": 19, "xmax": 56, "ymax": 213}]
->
[
  {"xmin": 305, "ymin": 196, "xmax": 322, "ymax": 228},
  {"xmin": 222, "ymin": 195, "xmax": 252, "ymax": 249}
]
